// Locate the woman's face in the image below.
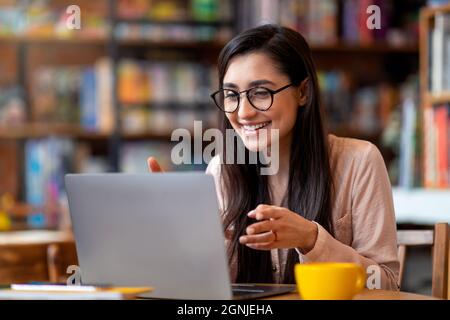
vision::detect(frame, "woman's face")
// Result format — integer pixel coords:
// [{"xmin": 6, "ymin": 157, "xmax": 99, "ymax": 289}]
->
[{"xmin": 223, "ymin": 52, "xmax": 303, "ymax": 152}]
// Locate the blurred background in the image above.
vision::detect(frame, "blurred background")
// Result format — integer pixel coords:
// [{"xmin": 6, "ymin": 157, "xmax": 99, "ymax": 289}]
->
[{"xmin": 0, "ymin": 0, "xmax": 449, "ymax": 295}]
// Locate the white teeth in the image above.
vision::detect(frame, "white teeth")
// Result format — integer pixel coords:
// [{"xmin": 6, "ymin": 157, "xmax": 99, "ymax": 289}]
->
[{"xmin": 242, "ymin": 122, "xmax": 271, "ymax": 131}]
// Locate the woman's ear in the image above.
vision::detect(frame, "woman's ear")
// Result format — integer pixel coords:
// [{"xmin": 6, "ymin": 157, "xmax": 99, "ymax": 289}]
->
[{"xmin": 298, "ymin": 78, "xmax": 309, "ymax": 106}]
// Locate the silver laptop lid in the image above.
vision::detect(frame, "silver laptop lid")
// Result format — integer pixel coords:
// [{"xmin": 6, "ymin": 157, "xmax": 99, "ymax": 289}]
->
[{"xmin": 65, "ymin": 173, "xmax": 232, "ymax": 299}]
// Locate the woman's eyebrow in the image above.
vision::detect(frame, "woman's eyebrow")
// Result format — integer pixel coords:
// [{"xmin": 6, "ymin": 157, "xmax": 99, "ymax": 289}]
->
[
  {"xmin": 223, "ymin": 83, "xmax": 238, "ymax": 89},
  {"xmin": 223, "ymin": 79, "xmax": 276, "ymax": 89},
  {"xmin": 248, "ymin": 79, "xmax": 276, "ymax": 87}
]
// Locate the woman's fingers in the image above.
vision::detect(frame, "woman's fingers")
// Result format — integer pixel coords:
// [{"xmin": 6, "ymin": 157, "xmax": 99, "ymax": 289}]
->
[
  {"xmin": 147, "ymin": 157, "xmax": 164, "ymax": 172},
  {"xmin": 243, "ymin": 205, "xmax": 286, "ymax": 250},
  {"xmin": 245, "ymin": 243, "xmax": 275, "ymax": 250},
  {"xmin": 246, "ymin": 219, "xmax": 276, "ymax": 235},
  {"xmin": 239, "ymin": 231, "xmax": 276, "ymax": 245},
  {"xmin": 248, "ymin": 205, "xmax": 284, "ymax": 220}
]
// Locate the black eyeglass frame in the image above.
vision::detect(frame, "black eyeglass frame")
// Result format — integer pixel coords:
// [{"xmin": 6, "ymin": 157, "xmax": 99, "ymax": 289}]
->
[{"xmin": 210, "ymin": 83, "xmax": 294, "ymax": 113}]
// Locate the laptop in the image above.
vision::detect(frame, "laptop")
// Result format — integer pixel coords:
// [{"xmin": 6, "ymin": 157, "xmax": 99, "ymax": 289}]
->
[{"xmin": 65, "ymin": 173, "xmax": 296, "ymax": 300}]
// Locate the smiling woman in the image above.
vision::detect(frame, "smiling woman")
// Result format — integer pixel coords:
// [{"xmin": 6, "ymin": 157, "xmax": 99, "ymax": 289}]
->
[
  {"xmin": 206, "ymin": 24, "xmax": 399, "ymax": 290},
  {"xmin": 148, "ymin": 24, "xmax": 400, "ymax": 291}
]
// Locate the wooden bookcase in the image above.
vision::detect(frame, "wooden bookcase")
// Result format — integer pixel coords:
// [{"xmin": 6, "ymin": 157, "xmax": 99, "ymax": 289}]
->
[
  {"xmin": 420, "ymin": 4, "xmax": 450, "ymax": 107},
  {"xmin": 419, "ymin": 4, "xmax": 450, "ymax": 189}
]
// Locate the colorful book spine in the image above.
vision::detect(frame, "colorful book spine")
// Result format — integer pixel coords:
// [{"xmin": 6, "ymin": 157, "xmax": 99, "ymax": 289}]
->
[
  {"xmin": 399, "ymin": 97, "xmax": 417, "ymax": 188},
  {"xmin": 25, "ymin": 138, "xmax": 75, "ymax": 228},
  {"xmin": 435, "ymin": 105, "xmax": 449, "ymax": 187},
  {"xmin": 423, "ymin": 104, "xmax": 450, "ymax": 188},
  {"xmin": 25, "ymin": 140, "xmax": 46, "ymax": 228},
  {"xmin": 359, "ymin": 0, "xmax": 374, "ymax": 45},
  {"xmin": 80, "ymin": 68, "xmax": 97, "ymax": 130},
  {"xmin": 342, "ymin": 0, "xmax": 360, "ymax": 44}
]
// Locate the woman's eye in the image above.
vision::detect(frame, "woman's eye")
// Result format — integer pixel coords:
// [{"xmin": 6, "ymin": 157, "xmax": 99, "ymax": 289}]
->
[
  {"xmin": 224, "ymin": 92, "xmax": 238, "ymax": 100},
  {"xmin": 253, "ymin": 90, "xmax": 270, "ymax": 98}
]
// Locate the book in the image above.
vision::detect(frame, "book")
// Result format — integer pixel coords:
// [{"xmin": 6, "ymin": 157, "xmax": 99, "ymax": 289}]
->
[
  {"xmin": 25, "ymin": 138, "xmax": 75, "ymax": 229},
  {"xmin": 95, "ymin": 58, "xmax": 114, "ymax": 133},
  {"xmin": 435, "ymin": 105, "xmax": 449, "ymax": 187},
  {"xmin": 0, "ymin": 284, "xmax": 152, "ymax": 300},
  {"xmin": 399, "ymin": 97, "xmax": 418, "ymax": 188},
  {"xmin": 423, "ymin": 104, "xmax": 450, "ymax": 189},
  {"xmin": 432, "ymin": 13, "xmax": 445, "ymax": 93},
  {"xmin": 424, "ymin": 106, "xmax": 437, "ymax": 188},
  {"xmin": 80, "ymin": 67, "xmax": 97, "ymax": 130}
]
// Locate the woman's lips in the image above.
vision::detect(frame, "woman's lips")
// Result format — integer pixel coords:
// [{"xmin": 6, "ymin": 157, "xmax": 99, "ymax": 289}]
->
[{"xmin": 241, "ymin": 121, "xmax": 272, "ymax": 135}]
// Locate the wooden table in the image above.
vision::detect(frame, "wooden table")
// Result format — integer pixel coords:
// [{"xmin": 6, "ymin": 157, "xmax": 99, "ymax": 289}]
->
[
  {"xmin": 264, "ymin": 289, "xmax": 440, "ymax": 300},
  {"xmin": 0, "ymin": 230, "xmax": 77, "ymax": 284},
  {"xmin": 0, "ymin": 230, "xmax": 73, "ymax": 245}
]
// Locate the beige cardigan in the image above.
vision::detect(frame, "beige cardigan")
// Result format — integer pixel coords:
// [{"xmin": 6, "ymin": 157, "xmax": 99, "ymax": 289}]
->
[{"xmin": 205, "ymin": 134, "xmax": 400, "ymax": 290}]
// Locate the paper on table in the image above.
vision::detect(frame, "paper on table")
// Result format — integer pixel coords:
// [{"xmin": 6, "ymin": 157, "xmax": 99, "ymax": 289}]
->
[{"xmin": 0, "ymin": 285, "xmax": 153, "ymax": 300}]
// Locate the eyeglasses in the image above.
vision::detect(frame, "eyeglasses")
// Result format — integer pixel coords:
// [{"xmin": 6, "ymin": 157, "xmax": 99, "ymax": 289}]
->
[{"xmin": 210, "ymin": 83, "xmax": 294, "ymax": 113}]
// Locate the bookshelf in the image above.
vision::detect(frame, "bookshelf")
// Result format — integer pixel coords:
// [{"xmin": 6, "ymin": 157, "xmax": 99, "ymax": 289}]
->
[
  {"xmin": 0, "ymin": 0, "xmax": 237, "ymax": 230},
  {"xmin": 0, "ymin": 123, "xmax": 111, "ymax": 139},
  {"xmin": 419, "ymin": 3, "xmax": 450, "ymax": 189},
  {"xmin": 0, "ymin": 0, "xmax": 439, "ymax": 230}
]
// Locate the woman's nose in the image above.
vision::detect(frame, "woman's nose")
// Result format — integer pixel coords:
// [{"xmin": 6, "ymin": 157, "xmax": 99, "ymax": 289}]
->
[{"xmin": 237, "ymin": 94, "xmax": 257, "ymax": 119}]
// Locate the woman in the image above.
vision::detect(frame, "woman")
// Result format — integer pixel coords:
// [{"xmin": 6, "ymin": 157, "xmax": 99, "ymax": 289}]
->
[{"xmin": 148, "ymin": 24, "xmax": 399, "ymax": 290}]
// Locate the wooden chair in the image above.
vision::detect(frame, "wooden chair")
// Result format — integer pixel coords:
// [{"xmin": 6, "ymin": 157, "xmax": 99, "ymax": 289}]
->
[
  {"xmin": 46, "ymin": 242, "xmax": 78, "ymax": 283},
  {"xmin": 397, "ymin": 223, "xmax": 449, "ymax": 299}
]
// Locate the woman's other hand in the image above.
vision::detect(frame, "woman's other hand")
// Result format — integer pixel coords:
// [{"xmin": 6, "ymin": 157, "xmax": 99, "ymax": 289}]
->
[
  {"xmin": 147, "ymin": 157, "xmax": 165, "ymax": 173},
  {"xmin": 239, "ymin": 204, "xmax": 318, "ymax": 254}
]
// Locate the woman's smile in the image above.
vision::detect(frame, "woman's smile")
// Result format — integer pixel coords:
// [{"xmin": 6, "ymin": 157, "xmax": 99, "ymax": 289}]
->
[{"xmin": 241, "ymin": 121, "xmax": 272, "ymax": 136}]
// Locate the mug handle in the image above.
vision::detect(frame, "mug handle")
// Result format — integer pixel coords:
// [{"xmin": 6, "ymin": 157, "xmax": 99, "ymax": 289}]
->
[{"xmin": 355, "ymin": 266, "xmax": 366, "ymax": 293}]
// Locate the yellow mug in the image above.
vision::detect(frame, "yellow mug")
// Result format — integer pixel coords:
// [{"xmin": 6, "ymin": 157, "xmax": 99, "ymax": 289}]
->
[{"xmin": 295, "ymin": 262, "xmax": 366, "ymax": 300}]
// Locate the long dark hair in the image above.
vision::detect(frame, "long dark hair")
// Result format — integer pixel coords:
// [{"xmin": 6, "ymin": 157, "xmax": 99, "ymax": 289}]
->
[{"xmin": 217, "ymin": 24, "xmax": 334, "ymax": 284}]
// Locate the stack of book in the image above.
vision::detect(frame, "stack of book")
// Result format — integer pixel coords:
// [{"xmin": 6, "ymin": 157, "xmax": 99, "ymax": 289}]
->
[
  {"xmin": 115, "ymin": 23, "xmax": 233, "ymax": 43},
  {"xmin": 240, "ymin": 0, "xmax": 338, "ymax": 45},
  {"xmin": 117, "ymin": 0, "xmax": 232, "ymax": 22},
  {"xmin": 430, "ymin": 12, "xmax": 450, "ymax": 94},
  {"xmin": 114, "ymin": 0, "xmax": 233, "ymax": 42},
  {"xmin": 0, "ymin": 86, "xmax": 26, "ymax": 126},
  {"xmin": 424, "ymin": 9, "xmax": 450, "ymax": 189},
  {"xmin": 318, "ymin": 70, "xmax": 400, "ymax": 135},
  {"xmin": 0, "ymin": 0, "xmax": 109, "ymax": 39},
  {"xmin": 23, "ymin": 138, "xmax": 112, "ymax": 229},
  {"xmin": 239, "ymin": 0, "xmax": 419, "ymax": 47},
  {"xmin": 118, "ymin": 59, "xmax": 218, "ymax": 134},
  {"xmin": 30, "ymin": 58, "xmax": 114, "ymax": 133}
]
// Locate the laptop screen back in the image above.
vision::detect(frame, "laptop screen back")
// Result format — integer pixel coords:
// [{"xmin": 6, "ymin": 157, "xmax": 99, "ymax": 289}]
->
[{"xmin": 65, "ymin": 173, "xmax": 232, "ymax": 299}]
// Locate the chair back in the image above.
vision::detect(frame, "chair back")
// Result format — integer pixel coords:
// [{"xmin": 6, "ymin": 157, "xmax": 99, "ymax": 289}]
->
[{"xmin": 397, "ymin": 223, "xmax": 449, "ymax": 299}]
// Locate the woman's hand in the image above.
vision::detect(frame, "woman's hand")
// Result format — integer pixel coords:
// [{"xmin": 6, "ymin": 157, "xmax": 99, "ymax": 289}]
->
[
  {"xmin": 147, "ymin": 157, "xmax": 165, "ymax": 172},
  {"xmin": 239, "ymin": 204, "xmax": 318, "ymax": 254}
]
